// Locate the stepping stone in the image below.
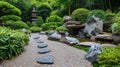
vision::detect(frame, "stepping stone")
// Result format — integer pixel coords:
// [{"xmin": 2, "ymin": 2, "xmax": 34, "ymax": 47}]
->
[
  {"xmin": 37, "ymin": 56, "xmax": 54, "ymax": 64},
  {"xmin": 38, "ymin": 48, "xmax": 51, "ymax": 54},
  {"xmin": 38, "ymin": 43, "xmax": 48, "ymax": 48},
  {"xmin": 34, "ymin": 37, "xmax": 40, "ymax": 39},
  {"xmin": 37, "ymin": 40, "xmax": 44, "ymax": 43}
]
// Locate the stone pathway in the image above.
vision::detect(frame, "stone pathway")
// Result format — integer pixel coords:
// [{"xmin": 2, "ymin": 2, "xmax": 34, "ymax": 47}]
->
[{"xmin": 0, "ymin": 33, "xmax": 92, "ymax": 67}]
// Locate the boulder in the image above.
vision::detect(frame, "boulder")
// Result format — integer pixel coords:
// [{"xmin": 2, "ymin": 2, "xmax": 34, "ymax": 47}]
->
[
  {"xmin": 37, "ymin": 40, "xmax": 44, "ymax": 43},
  {"xmin": 85, "ymin": 45, "xmax": 102, "ymax": 63},
  {"xmin": 38, "ymin": 48, "xmax": 51, "ymax": 54},
  {"xmin": 37, "ymin": 56, "xmax": 54, "ymax": 64},
  {"xmin": 65, "ymin": 36, "xmax": 79, "ymax": 44},
  {"xmin": 78, "ymin": 42, "xmax": 100, "ymax": 47},
  {"xmin": 48, "ymin": 33, "xmax": 62, "ymax": 40},
  {"xmin": 38, "ymin": 43, "xmax": 48, "ymax": 48},
  {"xmin": 113, "ymin": 34, "xmax": 120, "ymax": 44},
  {"xmin": 84, "ymin": 16, "xmax": 103, "ymax": 36},
  {"xmin": 39, "ymin": 31, "xmax": 46, "ymax": 35},
  {"xmin": 48, "ymin": 30, "xmax": 55, "ymax": 36}
]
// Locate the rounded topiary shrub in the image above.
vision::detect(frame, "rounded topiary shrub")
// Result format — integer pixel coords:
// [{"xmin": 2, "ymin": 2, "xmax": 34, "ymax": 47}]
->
[
  {"xmin": 87, "ymin": 10, "xmax": 106, "ymax": 21},
  {"xmin": 56, "ymin": 26, "xmax": 68, "ymax": 31},
  {"xmin": 29, "ymin": 26, "xmax": 41, "ymax": 32},
  {"xmin": 5, "ymin": 21, "xmax": 29, "ymax": 29},
  {"xmin": 36, "ymin": 16, "xmax": 43, "ymax": 27},
  {"xmin": 72, "ymin": 8, "xmax": 90, "ymax": 23},
  {"xmin": 46, "ymin": 15, "xmax": 62, "ymax": 23},
  {"xmin": 0, "ymin": 15, "xmax": 22, "ymax": 22}
]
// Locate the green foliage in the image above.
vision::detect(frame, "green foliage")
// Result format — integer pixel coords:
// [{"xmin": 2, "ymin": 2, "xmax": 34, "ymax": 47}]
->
[
  {"xmin": 29, "ymin": 26, "xmax": 41, "ymax": 32},
  {"xmin": 98, "ymin": 46, "xmax": 120, "ymax": 66},
  {"xmin": 0, "ymin": 15, "xmax": 21, "ymax": 22},
  {"xmin": 72, "ymin": 8, "xmax": 90, "ymax": 23},
  {"xmin": 37, "ymin": 3, "xmax": 52, "ymax": 22},
  {"xmin": 106, "ymin": 12, "xmax": 115, "ymax": 21},
  {"xmin": 73, "ymin": 45, "xmax": 89, "ymax": 52},
  {"xmin": 111, "ymin": 17, "xmax": 120, "ymax": 34},
  {"xmin": 87, "ymin": 10, "xmax": 106, "ymax": 21},
  {"xmin": 56, "ymin": 26, "xmax": 68, "ymax": 31},
  {"xmin": 46, "ymin": 15, "xmax": 62, "ymax": 23},
  {"xmin": 41, "ymin": 22, "xmax": 63, "ymax": 31},
  {"xmin": 36, "ymin": 16, "xmax": 43, "ymax": 27},
  {"xmin": 0, "ymin": 27, "xmax": 29, "ymax": 60},
  {"xmin": 45, "ymin": 29, "xmax": 51, "ymax": 34},
  {"xmin": 5, "ymin": 21, "xmax": 29, "ymax": 29},
  {"xmin": 0, "ymin": 1, "xmax": 21, "ymax": 16}
]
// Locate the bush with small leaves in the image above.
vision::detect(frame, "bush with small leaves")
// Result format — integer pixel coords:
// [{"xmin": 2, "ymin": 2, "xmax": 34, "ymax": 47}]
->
[
  {"xmin": 29, "ymin": 26, "xmax": 41, "ymax": 32},
  {"xmin": 46, "ymin": 15, "xmax": 62, "ymax": 23}
]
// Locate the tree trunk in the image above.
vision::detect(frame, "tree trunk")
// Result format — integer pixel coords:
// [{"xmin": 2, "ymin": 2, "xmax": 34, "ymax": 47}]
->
[{"xmin": 68, "ymin": 4, "xmax": 71, "ymax": 16}]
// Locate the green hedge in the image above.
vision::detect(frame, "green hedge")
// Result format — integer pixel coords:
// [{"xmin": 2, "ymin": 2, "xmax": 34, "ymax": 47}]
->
[
  {"xmin": 56, "ymin": 26, "xmax": 68, "ymax": 31},
  {"xmin": 98, "ymin": 46, "xmax": 120, "ymax": 66},
  {"xmin": 72, "ymin": 8, "xmax": 90, "ymax": 23},
  {"xmin": 41, "ymin": 22, "xmax": 63, "ymax": 31},
  {"xmin": 0, "ymin": 15, "xmax": 21, "ymax": 22},
  {"xmin": 46, "ymin": 15, "xmax": 62, "ymax": 23},
  {"xmin": 5, "ymin": 21, "xmax": 29, "ymax": 29},
  {"xmin": 0, "ymin": 27, "xmax": 29, "ymax": 60},
  {"xmin": 29, "ymin": 26, "xmax": 41, "ymax": 32}
]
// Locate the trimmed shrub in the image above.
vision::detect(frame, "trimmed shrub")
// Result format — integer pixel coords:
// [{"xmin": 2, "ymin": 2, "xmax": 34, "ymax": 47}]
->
[
  {"xmin": 56, "ymin": 26, "xmax": 68, "ymax": 31},
  {"xmin": 0, "ymin": 15, "xmax": 21, "ymax": 22},
  {"xmin": 72, "ymin": 8, "xmax": 90, "ymax": 23},
  {"xmin": 37, "ymin": 3, "xmax": 52, "ymax": 21},
  {"xmin": 41, "ymin": 22, "xmax": 63, "ymax": 31},
  {"xmin": 5, "ymin": 21, "xmax": 29, "ymax": 29},
  {"xmin": 98, "ymin": 46, "xmax": 120, "ymax": 66},
  {"xmin": 0, "ymin": 1, "xmax": 21, "ymax": 16},
  {"xmin": 46, "ymin": 15, "xmax": 62, "ymax": 23},
  {"xmin": 29, "ymin": 26, "xmax": 41, "ymax": 32},
  {"xmin": 0, "ymin": 27, "xmax": 29, "ymax": 60},
  {"xmin": 111, "ymin": 17, "xmax": 120, "ymax": 34},
  {"xmin": 87, "ymin": 10, "xmax": 106, "ymax": 21},
  {"xmin": 36, "ymin": 16, "xmax": 43, "ymax": 27}
]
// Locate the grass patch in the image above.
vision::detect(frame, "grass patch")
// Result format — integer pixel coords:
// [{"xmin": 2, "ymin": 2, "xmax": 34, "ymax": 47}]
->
[{"xmin": 73, "ymin": 45, "xmax": 89, "ymax": 52}]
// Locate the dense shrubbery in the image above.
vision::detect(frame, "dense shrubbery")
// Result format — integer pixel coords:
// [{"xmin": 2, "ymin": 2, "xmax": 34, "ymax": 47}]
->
[
  {"xmin": 72, "ymin": 8, "xmax": 90, "ymax": 23},
  {"xmin": 87, "ymin": 10, "xmax": 106, "ymax": 21},
  {"xmin": 5, "ymin": 21, "xmax": 29, "ymax": 29},
  {"xmin": 41, "ymin": 22, "xmax": 63, "ymax": 31},
  {"xmin": 36, "ymin": 16, "xmax": 43, "ymax": 27},
  {"xmin": 0, "ymin": 27, "xmax": 29, "ymax": 60},
  {"xmin": 37, "ymin": 3, "xmax": 52, "ymax": 21},
  {"xmin": 29, "ymin": 26, "xmax": 41, "ymax": 32},
  {"xmin": 111, "ymin": 17, "xmax": 120, "ymax": 34},
  {"xmin": 56, "ymin": 26, "xmax": 68, "ymax": 31},
  {"xmin": 0, "ymin": 15, "xmax": 21, "ymax": 22},
  {"xmin": 98, "ymin": 46, "xmax": 120, "ymax": 66},
  {"xmin": 46, "ymin": 15, "xmax": 62, "ymax": 23},
  {"xmin": 106, "ymin": 12, "xmax": 115, "ymax": 21},
  {"xmin": 0, "ymin": 1, "xmax": 21, "ymax": 16}
]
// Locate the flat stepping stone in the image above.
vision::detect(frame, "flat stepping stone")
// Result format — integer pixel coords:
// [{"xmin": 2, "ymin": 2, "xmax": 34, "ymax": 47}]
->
[
  {"xmin": 38, "ymin": 43, "xmax": 48, "ymax": 48},
  {"xmin": 34, "ymin": 37, "xmax": 40, "ymax": 39},
  {"xmin": 37, "ymin": 56, "xmax": 54, "ymax": 64},
  {"xmin": 37, "ymin": 40, "xmax": 44, "ymax": 43},
  {"xmin": 38, "ymin": 48, "xmax": 51, "ymax": 54}
]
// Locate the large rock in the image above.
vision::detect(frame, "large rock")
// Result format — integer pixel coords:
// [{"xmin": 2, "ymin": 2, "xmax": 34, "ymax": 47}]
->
[
  {"xmin": 39, "ymin": 31, "xmax": 46, "ymax": 35},
  {"xmin": 48, "ymin": 30, "xmax": 55, "ymax": 36},
  {"xmin": 37, "ymin": 56, "xmax": 54, "ymax": 64},
  {"xmin": 78, "ymin": 42, "xmax": 100, "ymax": 47},
  {"xmin": 84, "ymin": 16, "xmax": 103, "ymax": 36},
  {"xmin": 48, "ymin": 32, "xmax": 62, "ymax": 40},
  {"xmin": 113, "ymin": 34, "xmax": 120, "ymax": 44},
  {"xmin": 38, "ymin": 48, "xmax": 51, "ymax": 54},
  {"xmin": 85, "ymin": 45, "xmax": 102, "ymax": 63},
  {"xmin": 38, "ymin": 43, "xmax": 48, "ymax": 48},
  {"xmin": 65, "ymin": 36, "xmax": 79, "ymax": 44}
]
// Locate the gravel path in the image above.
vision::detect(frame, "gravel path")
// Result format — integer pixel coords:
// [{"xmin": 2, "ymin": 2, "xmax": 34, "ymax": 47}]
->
[{"xmin": 0, "ymin": 33, "xmax": 93, "ymax": 67}]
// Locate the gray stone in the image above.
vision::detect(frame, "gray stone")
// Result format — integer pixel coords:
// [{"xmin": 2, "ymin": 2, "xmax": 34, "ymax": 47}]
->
[
  {"xmin": 34, "ymin": 37, "xmax": 40, "ymax": 39},
  {"xmin": 84, "ymin": 15, "xmax": 103, "ymax": 36},
  {"xmin": 38, "ymin": 48, "xmax": 51, "ymax": 54},
  {"xmin": 39, "ymin": 31, "xmax": 46, "ymax": 35},
  {"xmin": 48, "ymin": 30, "xmax": 55, "ymax": 36},
  {"xmin": 63, "ymin": 16, "xmax": 72, "ymax": 23},
  {"xmin": 78, "ymin": 42, "xmax": 100, "ymax": 47},
  {"xmin": 48, "ymin": 32, "xmax": 62, "ymax": 40},
  {"xmin": 37, "ymin": 56, "xmax": 54, "ymax": 64},
  {"xmin": 37, "ymin": 40, "xmax": 44, "ymax": 43},
  {"xmin": 65, "ymin": 36, "xmax": 79, "ymax": 44},
  {"xmin": 38, "ymin": 43, "xmax": 48, "ymax": 48},
  {"xmin": 85, "ymin": 45, "xmax": 102, "ymax": 63}
]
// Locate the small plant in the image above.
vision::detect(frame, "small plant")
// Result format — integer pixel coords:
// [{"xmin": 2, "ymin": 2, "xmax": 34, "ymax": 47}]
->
[
  {"xmin": 72, "ymin": 8, "xmax": 90, "ymax": 23},
  {"xmin": 29, "ymin": 26, "xmax": 41, "ymax": 32},
  {"xmin": 87, "ymin": 10, "xmax": 106, "ymax": 21},
  {"xmin": 56, "ymin": 26, "xmax": 68, "ymax": 31},
  {"xmin": 46, "ymin": 15, "xmax": 62, "ymax": 23}
]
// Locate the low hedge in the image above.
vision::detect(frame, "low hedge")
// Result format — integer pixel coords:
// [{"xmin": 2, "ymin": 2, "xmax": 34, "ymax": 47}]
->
[
  {"xmin": 0, "ymin": 27, "xmax": 29, "ymax": 60},
  {"xmin": 29, "ymin": 26, "xmax": 41, "ymax": 32}
]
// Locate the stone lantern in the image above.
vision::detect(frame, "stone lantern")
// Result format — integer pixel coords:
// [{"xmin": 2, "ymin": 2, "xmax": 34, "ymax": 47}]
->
[{"xmin": 31, "ymin": 7, "xmax": 37, "ymax": 23}]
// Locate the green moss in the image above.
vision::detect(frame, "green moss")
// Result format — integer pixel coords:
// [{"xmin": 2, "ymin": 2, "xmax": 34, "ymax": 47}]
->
[{"xmin": 73, "ymin": 45, "xmax": 89, "ymax": 52}]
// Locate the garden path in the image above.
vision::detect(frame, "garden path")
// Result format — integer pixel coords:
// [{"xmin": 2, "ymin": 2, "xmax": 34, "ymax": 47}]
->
[{"xmin": 0, "ymin": 33, "xmax": 93, "ymax": 67}]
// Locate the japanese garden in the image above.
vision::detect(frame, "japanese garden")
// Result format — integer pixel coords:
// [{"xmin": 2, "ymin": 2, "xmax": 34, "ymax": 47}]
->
[{"xmin": 0, "ymin": 0, "xmax": 120, "ymax": 67}]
